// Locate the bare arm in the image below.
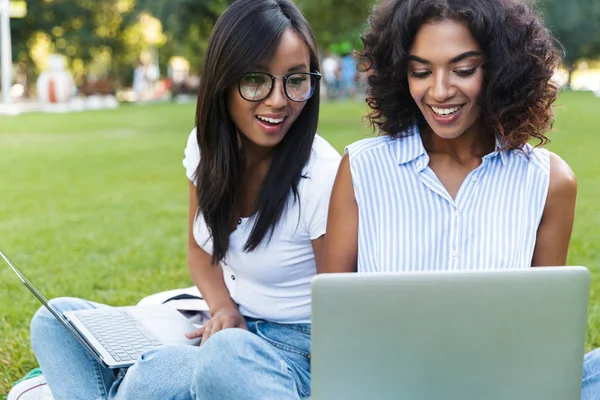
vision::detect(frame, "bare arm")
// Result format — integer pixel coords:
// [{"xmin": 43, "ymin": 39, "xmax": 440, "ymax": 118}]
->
[
  {"xmin": 320, "ymin": 153, "xmax": 359, "ymax": 273},
  {"xmin": 312, "ymin": 235, "xmax": 325, "ymax": 272},
  {"xmin": 187, "ymin": 181, "xmax": 237, "ymax": 312},
  {"xmin": 186, "ymin": 181, "xmax": 247, "ymax": 343},
  {"xmin": 531, "ymin": 152, "xmax": 577, "ymax": 266}
]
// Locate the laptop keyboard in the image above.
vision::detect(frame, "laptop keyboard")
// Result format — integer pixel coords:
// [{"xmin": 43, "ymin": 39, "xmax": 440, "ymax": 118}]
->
[{"xmin": 77, "ymin": 310, "xmax": 163, "ymax": 363}]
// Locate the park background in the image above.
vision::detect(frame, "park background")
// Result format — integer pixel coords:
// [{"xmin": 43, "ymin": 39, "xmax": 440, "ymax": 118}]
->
[{"xmin": 1, "ymin": 0, "xmax": 600, "ymax": 396}]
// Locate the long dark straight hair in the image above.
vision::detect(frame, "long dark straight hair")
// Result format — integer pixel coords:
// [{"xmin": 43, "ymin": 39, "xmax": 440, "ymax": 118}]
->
[{"xmin": 194, "ymin": 0, "xmax": 321, "ymax": 264}]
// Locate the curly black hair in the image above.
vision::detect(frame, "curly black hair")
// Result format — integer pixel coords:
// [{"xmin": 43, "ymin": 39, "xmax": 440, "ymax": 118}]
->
[{"xmin": 359, "ymin": 0, "xmax": 563, "ymax": 149}]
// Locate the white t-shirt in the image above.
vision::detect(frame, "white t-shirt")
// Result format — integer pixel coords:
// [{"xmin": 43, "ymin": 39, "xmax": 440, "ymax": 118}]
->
[{"xmin": 182, "ymin": 129, "xmax": 341, "ymax": 324}]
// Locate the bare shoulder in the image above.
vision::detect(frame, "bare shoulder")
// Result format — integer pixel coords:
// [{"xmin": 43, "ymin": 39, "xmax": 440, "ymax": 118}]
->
[
  {"xmin": 330, "ymin": 152, "xmax": 354, "ymax": 206},
  {"xmin": 337, "ymin": 152, "xmax": 353, "ymax": 185},
  {"xmin": 531, "ymin": 151, "xmax": 577, "ymax": 266},
  {"xmin": 547, "ymin": 151, "xmax": 577, "ymax": 199},
  {"xmin": 340, "ymin": 151, "xmax": 350, "ymax": 169}
]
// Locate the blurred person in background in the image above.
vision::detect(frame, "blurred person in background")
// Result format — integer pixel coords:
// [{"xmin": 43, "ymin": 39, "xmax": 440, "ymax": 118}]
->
[
  {"xmin": 321, "ymin": 51, "xmax": 340, "ymax": 99},
  {"xmin": 339, "ymin": 50, "xmax": 357, "ymax": 99}
]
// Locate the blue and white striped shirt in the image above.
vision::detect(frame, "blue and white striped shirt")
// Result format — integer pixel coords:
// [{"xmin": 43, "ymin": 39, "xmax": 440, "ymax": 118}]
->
[{"xmin": 347, "ymin": 124, "xmax": 550, "ymax": 273}]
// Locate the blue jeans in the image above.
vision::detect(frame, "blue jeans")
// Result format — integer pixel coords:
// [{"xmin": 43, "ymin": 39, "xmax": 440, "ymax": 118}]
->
[
  {"xmin": 30, "ymin": 297, "xmax": 311, "ymax": 400},
  {"xmin": 583, "ymin": 348, "xmax": 600, "ymax": 400},
  {"xmin": 28, "ymin": 297, "xmax": 600, "ymax": 399}
]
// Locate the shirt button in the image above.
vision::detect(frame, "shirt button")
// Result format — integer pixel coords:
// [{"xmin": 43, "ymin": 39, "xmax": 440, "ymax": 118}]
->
[
  {"xmin": 471, "ymin": 176, "xmax": 478, "ymax": 182},
  {"xmin": 454, "ymin": 211, "xmax": 459, "ymax": 218},
  {"xmin": 451, "ymin": 250, "xmax": 458, "ymax": 258},
  {"xmin": 231, "ymin": 275, "xmax": 236, "ymax": 281}
]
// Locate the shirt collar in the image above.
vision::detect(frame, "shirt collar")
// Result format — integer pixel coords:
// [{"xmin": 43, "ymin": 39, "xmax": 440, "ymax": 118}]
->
[
  {"xmin": 485, "ymin": 135, "xmax": 508, "ymax": 166},
  {"xmin": 393, "ymin": 124, "xmax": 427, "ymax": 165},
  {"xmin": 393, "ymin": 124, "xmax": 507, "ymax": 167}
]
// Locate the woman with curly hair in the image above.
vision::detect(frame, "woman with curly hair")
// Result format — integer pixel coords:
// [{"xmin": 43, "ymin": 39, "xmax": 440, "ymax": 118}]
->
[{"xmin": 321, "ymin": 0, "xmax": 600, "ymax": 396}]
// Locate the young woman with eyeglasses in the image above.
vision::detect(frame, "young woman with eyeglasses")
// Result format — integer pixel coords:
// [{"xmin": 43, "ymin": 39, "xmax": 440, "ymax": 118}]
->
[{"xmin": 29, "ymin": 1, "xmax": 340, "ymax": 399}]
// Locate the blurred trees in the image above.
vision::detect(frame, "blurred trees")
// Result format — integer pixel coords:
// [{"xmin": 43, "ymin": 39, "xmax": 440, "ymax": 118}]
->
[
  {"xmin": 540, "ymin": 0, "xmax": 600, "ymax": 86},
  {"xmin": 297, "ymin": 0, "xmax": 375, "ymax": 51},
  {"xmin": 135, "ymin": 0, "xmax": 235, "ymax": 72},
  {"xmin": 135, "ymin": 0, "xmax": 376, "ymax": 69},
  {"xmin": 8, "ymin": 0, "xmax": 600, "ymax": 89},
  {"xmin": 10, "ymin": 0, "xmax": 139, "ymax": 83}
]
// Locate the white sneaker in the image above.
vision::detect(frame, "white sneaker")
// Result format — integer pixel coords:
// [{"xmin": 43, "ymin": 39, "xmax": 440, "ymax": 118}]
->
[{"xmin": 7, "ymin": 374, "xmax": 54, "ymax": 400}]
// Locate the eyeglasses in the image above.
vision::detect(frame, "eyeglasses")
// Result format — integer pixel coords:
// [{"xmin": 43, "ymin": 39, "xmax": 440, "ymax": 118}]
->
[{"xmin": 238, "ymin": 72, "xmax": 321, "ymax": 102}]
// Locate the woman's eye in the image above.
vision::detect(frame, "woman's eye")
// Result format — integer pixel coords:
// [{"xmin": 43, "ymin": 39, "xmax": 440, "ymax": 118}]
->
[
  {"xmin": 288, "ymin": 77, "xmax": 307, "ymax": 85},
  {"xmin": 455, "ymin": 67, "xmax": 477, "ymax": 77},
  {"xmin": 242, "ymin": 74, "xmax": 267, "ymax": 85},
  {"xmin": 410, "ymin": 71, "xmax": 431, "ymax": 78}
]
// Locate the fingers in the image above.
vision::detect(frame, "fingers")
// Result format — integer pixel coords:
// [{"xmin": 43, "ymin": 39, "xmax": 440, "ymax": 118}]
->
[
  {"xmin": 221, "ymin": 318, "xmax": 237, "ymax": 330},
  {"xmin": 191, "ymin": 312, "xmax": 249, "ymax": 346},
  {"xmin": 221, "ymin": 316, "xmax": 247, "ymax": 330},
  {"xmin": 199, "ymin": 325, "xmax": 212, "ymax": 346},
  {"xmin": 200, "ymin": 319, "xmax": 224, "ymax": 346},
  {"xmin": 199, "ymin": 329, "xmax": 210, "ymax": 346},
  {"xmin": 238, "ymin": 318, "xmax": 249, "ymax": 330},
  {"xmin": 185, "ymin": 326, "xmax": 205, "ymax": 339}
]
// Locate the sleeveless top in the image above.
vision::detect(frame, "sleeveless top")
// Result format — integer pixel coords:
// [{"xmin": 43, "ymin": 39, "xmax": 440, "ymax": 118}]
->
[{"xmin": 346, "ymin": 124, "xmax": 550, "ymax": 273}]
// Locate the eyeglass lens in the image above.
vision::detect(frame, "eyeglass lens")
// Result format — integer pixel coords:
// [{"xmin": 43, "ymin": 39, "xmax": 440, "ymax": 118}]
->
[{"xmin": 239, "ymin": 73, "xmax": 316, "ymax": 102}]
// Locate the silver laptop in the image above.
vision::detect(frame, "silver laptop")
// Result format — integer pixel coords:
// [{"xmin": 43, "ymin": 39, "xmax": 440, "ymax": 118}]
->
[
  {"xmin": 2, "ymin": 249, "xmax": 201, "ymax": 369},
  {"xmin": 311, "ymin": 267, "xmax": 590, "ymax": 400}
]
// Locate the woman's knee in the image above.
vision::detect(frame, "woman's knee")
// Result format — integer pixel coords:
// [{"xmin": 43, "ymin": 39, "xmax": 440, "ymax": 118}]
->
[
  {"xmin": 192, "ymin": 329, "xmax": 260, "ymax": 389},
  {"xmin": 30, "ymin": 297, "xmax": 102, "ymax": 350},
  {"xmin": 116, "ymin": 345, "xmax": 199, "ymax": 399},
  {"xmin": 584, "ymin": 348, "xmax": 600, "ymax": 377},
  {"xmin": 192, "ymin": 328, "xmax": 303, "ymax": 399},
  {"xmin": 31, "ymin": 297, "xmax": 83, "ymax": 333}
]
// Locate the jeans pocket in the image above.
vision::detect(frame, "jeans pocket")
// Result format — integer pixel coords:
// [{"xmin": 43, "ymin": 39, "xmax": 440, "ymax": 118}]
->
[
  {"xmin": 255, "ymin": 321, "xmax": 312, "ymax": 396},
  {"xmin": 255, "ymin": 321, "xmax": 311, "ymax": 359}
]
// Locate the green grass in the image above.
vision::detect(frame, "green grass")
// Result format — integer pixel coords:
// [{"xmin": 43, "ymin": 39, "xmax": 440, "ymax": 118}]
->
[{"xmin": 0, "ymin": 92, "xmax": 599, "ymax": 395}]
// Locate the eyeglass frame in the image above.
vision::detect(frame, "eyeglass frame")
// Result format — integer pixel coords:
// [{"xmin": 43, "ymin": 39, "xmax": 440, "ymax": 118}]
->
[{"xmin": 237, "ymin": 71, "xmax": 322, "ymax": 103}]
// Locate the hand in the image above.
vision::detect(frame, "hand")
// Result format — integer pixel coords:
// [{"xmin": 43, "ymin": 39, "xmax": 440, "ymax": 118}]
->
[{"xmin": 185, "ymin": 306, "xmax": 248, "ymax": 346}]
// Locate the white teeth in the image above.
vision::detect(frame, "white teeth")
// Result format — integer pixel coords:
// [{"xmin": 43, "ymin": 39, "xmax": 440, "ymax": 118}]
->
[
  {"xmin": 431, "ymin": 105, "xmax": 462, "ymax": 116},
  {"xmin": 257, "ymin": 115, "xmax": 285, "ymax": 124}
]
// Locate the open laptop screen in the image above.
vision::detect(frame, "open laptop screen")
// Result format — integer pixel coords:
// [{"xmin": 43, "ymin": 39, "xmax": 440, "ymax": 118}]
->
[{"xmin": 1, "ymin": 248, "xmax": 98, "ymax": 356}]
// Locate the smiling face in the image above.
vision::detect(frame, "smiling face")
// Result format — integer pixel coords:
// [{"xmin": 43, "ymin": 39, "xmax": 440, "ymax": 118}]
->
[
  {"xmin": 407, "ymin": 19, "xmax": 485, "ymax": 140},
  {"xmin": 227, "ymin": 29, "xmax": 311, "ymax": 151}
]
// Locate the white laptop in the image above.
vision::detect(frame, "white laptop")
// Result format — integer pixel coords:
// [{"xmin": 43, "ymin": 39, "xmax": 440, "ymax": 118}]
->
[
  {"xmin": 2, "ymin": 249, "xmax": 201, "ymax": 369},
  {"xmin": 311, "ymin": 267, "xmax": 590, "ymax": 400}
]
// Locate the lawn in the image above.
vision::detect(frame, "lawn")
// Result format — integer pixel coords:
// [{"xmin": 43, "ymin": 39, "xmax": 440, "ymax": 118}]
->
[{"xmin": 1, "ymin": 92, "xmax": 599, "ymax": 396}]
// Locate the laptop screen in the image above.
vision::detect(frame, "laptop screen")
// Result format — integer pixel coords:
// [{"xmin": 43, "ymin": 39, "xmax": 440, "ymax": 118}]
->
[
  {"xmin": 0, "ymin": 249, "xmax": 66, "ymax": 318},
  {"xmin": 0, "ymin": 248, "xmax": 94, "ymax": 350}
]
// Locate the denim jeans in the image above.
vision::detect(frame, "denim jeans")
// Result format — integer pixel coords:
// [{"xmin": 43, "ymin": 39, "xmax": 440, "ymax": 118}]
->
[
  {"xmin": 30, "ymin": 297, "xmax": 311, "ymax": 400},
  {"xmin": 29, "ymin": 297, "xmax": 600, "ymax": 400},
  {"xmin": 582, "ymin": 348, "xmax": 600, "ymax": 400}
]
